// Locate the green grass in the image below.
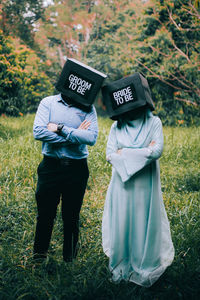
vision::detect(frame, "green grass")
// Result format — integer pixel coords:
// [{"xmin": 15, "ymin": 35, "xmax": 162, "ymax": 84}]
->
[{"xmin": 0, "ymin": 114, "xmax": 200, "ymax": 300}]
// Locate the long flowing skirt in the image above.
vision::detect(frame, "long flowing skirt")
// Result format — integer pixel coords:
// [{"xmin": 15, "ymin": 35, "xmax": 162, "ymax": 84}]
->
[{"xmin": 102, "ymin": 161, "xmax": 174, "ymax": 287}]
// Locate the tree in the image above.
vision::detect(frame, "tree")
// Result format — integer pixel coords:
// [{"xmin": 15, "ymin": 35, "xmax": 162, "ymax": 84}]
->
[
  {"xmin": 84, "ymin": 0, "xmax": 143, "ymax": 80},
  {"xmin": 83, "ymin": 0, "xmax": 144, "ymax": 114},
  {"xmin": 0, "ymin": 0, "xmax": 44, "ymax": 48},
  {"xmin": 130, "ymin": 0, "xmax": 200, "ymax": 125},
  {"xmin": 35, "ymin": 0, "xmax": 97, "ymax": 70},
  {"xmin": 0, "ymin": 30, "xmax": 53, "ymax": 116},
  {"xmin": 84, "ymin": 0, "xmax": 200, "ymax": 125},
  {"xmin": 0, "ymin": 30, "xmax": 25, "ymax": 115}
]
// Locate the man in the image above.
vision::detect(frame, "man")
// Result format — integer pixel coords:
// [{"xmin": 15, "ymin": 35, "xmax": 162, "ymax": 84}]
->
[{"xmin": 33, "ymin": 58, "xmax": 106, "ymax": 262}]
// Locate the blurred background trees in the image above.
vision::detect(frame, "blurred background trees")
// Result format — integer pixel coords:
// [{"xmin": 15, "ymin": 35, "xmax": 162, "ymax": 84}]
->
[
  {"xmin": 0, "ymin": 0, "xmax": 199, "ymax": 125},
  {"xmin": 0, "ymin": 0, "xmax": 53, "ymax": 116},
  {"xmin": 132, "ymin": 0, "xmax": 200, "ymax": 125},
  {"xmin": 0, "ymin": 0, "xmax": 44, "ymax": 48}
]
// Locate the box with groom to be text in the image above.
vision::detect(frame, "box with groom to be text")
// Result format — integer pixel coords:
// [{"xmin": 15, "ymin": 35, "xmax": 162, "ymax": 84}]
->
[{"xmin": 56, "ymin": 58, "xmax": 107, "ymax": 107}]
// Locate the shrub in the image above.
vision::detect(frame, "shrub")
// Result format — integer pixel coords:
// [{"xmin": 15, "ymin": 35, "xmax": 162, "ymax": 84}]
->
[{"xmin": 0, "ymin": 30, "xmax": 54, "ymax": 116}]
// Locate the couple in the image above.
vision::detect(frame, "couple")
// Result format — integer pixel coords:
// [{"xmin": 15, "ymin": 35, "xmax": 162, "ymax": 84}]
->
[{"xmin": 33, "ymin": 60, "xmax": 174, "ymax": 287}]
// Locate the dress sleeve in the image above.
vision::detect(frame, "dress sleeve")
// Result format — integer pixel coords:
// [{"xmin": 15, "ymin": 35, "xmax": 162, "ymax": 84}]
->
[
  {"xmin": 108, "ymin": 117, "xmax": 164, "ymax": 182},
  {"xmin": 106, "ymin": 122, "xmax": 129, "ymax": 181},
  {"xmin": 106, "ymin": 122, "xmax": 118, "ymax": 157}
]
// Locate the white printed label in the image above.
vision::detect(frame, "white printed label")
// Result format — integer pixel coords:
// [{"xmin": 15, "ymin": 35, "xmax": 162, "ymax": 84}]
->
[
  {"xmin": 68, "ymin": 74, "xmax": 92, "ymax": 96},
  {"xmin": 113, "ymin": 86, "xmax": 134, "ymax": 106}
]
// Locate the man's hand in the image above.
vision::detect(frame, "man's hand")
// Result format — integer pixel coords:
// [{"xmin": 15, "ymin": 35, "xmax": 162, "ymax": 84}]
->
[
  {"xmin": 78, "ymin": 120, "xmax": 91, "ymax": 130},
  {"xmin": 47, "ymin": 120, "xmax": 91, "ymax": 132},
  {"xmin": 47, "ymin": 123, "xmax": 58, "ymax": 132}
]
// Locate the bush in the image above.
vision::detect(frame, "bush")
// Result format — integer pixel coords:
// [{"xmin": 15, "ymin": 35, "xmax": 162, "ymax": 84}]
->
[{"xmin": 0, "ymin": 30, "xmax": 54, "ymax": 116}]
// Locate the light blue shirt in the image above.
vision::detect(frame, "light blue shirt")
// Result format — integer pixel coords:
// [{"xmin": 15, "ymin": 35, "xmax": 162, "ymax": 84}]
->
[{"xmin": 33, "ymin": 94, "xmax": 98, "ymax": 159}]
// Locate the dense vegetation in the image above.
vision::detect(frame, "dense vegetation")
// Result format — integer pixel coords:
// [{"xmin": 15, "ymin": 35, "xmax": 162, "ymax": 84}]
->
[
  {"xmin": 0, "ymin": 114, "xmax": 200, "ymax": 299},
  {"xmin": 0, "ymin": 0, "xmax": 199, "ymax": 124}
]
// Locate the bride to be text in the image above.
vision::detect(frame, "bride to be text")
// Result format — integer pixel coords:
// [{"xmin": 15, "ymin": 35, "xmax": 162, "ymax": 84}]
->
[{"xmin": 113, "ymin": 86, "xmax": 134, "ymax": 106}]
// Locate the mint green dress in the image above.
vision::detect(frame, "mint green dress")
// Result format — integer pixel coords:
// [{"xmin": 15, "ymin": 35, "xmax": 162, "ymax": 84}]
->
[{"xmin": 102, "ymin": 111, "xmax": 174, "ymax": 287}]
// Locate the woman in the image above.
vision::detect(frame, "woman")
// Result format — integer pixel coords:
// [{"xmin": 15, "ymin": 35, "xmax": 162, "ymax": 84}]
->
[{"xmin": 102, "ymin": 98, "xmax": 174, "ymax": 287}]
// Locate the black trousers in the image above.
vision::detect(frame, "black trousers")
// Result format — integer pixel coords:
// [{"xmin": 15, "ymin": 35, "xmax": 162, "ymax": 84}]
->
[{"xmin": 33, "ymin": 155, "xmax": 89, "ymax": 261}]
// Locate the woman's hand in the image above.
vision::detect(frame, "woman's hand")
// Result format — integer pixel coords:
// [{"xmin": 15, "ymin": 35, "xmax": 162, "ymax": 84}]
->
[
  {"xmin": 78, "ymin": 120, "xmax": 91, "ymax": 130},
  {"xmin": 149, "ymin": 140, "xmax": 156, "ymax": 147},
  {"xmin": 117, "ymin": 149, "xmax": 122, "ymax": 155}
]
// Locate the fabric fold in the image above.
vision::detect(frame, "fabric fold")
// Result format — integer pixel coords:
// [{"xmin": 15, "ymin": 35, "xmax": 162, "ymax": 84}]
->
[
  {"xmin": 108, "ymin": 148, "xmax": 151, "ymax": 182},
  {"xmin": 102, "ymin": 111, "xmax": 174, "ymax": 287}
]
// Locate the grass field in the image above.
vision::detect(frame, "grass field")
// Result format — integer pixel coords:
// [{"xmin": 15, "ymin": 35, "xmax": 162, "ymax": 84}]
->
[{"xmin": 0, "ymin": 114, "xmax": 200, "ymax": 300}]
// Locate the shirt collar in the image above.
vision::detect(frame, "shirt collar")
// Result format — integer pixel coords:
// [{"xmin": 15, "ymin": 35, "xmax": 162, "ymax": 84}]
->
[{"xmin": 57, "ymin": 93, "xmax": 73, "ymax": 107}]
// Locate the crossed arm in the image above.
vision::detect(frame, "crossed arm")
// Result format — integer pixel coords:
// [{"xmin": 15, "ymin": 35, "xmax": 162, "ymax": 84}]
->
[
  {"xmin": 47, "ymin": 119, "xmax": 91, "ymax": 132},
  {"xmin": 33, "ymin": 100, "xmax": 98, "ymax": 146},
  {"xmin": 116, "ymin": 140, "xmax": 156, "ymax": 155},
  {"xmin": 106, "ymin": 118, "xmax": 163, "ymax": 182}
]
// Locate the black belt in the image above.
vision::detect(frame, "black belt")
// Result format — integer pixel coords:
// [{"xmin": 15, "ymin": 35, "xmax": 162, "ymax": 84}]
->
[{"xmin": 43, "ymin": 155, "xmax": 86, "ymax": 166}]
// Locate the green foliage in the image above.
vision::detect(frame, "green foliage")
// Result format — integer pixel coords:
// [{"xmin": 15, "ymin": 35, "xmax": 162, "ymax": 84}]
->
[
  {"xmin": 34, "ymin": 0, "xmax": 100, "ymax": 71},
  {"xmin": 85, "ymin": 0, "xmax": 200, "ymax": 125},
  {"xmin": 0, "ymin": 31, "xmax": 25, "ymax": 116},
  {"xmin": 22, "ymin": 72, "xmax": 54, "ymax": 114},
  {"xmin": 84, "ymin": 0, "xmax": 142, "ymax": 81},
  {"xmin": 0, "ymin": 30, "xmax": 54, "ymax": 116},
  {"xmin": 0, "ymin": 0, "xmax": 199, "ymax": 124},
  {"xmin": 0, "ymin": 115, "xmax": 200, "ymax": 299},
  {"xmin": 131, "ymin": 0, "xmax": 200, "ymax": 125},
  {"xmin": 0, "ymin": 0, "xmax": 44, "ymax": 48}
]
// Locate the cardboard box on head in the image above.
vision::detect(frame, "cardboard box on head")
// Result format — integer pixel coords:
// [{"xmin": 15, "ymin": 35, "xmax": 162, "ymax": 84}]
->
[
  {"xmin": 56, "ymin": 58, "xmax": 107, "ymax": 107},
  {"xmin": 102, "ymin": 73, "xmax": 155, "ymax": 120}
]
